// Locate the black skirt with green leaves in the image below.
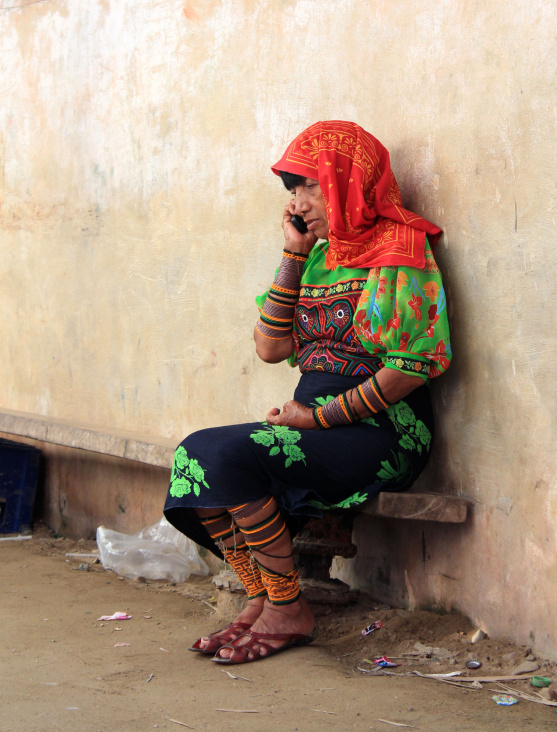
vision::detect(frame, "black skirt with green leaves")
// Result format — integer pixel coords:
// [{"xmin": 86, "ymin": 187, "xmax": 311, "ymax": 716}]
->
[{"xmin": 164, "ymin": 372, "xmax": 433, "ymax": 558}]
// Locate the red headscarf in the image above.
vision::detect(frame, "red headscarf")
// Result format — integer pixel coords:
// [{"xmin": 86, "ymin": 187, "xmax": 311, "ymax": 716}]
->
[{"xmin": 272, "ymin": 120, "xmax": 442, "ymax": 271}]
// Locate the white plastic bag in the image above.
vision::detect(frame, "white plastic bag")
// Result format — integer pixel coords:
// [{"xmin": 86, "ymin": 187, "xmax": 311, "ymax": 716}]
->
[{"xmin": 96, "ymin": 516, "xmax": 209, "ymax": 583}]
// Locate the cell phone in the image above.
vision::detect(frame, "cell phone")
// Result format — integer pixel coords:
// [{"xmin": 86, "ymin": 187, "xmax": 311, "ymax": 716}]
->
[{"xmin": 290, "ymin": 215, "xmax": 308, "ymax": 234}]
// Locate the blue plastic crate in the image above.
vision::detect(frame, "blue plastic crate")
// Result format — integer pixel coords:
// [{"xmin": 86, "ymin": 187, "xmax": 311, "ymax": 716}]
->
[{"xmin": 0, "ymin": 438, "xmax": 41, "ymax": 534}]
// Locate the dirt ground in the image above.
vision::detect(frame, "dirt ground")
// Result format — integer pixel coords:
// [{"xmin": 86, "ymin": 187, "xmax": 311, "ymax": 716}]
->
[{"xmin": 2, "ymin": 527, "xmax": 556, "ymax": 732}]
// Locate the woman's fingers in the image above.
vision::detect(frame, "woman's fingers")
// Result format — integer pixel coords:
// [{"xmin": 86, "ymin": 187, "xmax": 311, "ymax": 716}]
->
[
  {"xmin": 281, "ymin": 203, "xmax": 316, "ymax": 254},
  {"xmin": 266, "ymin": 407, "xmax": 283, "ymax": 424},
  {"xmin": 265, "ymin": 401, "xmax": 317, "ymax": 430}
]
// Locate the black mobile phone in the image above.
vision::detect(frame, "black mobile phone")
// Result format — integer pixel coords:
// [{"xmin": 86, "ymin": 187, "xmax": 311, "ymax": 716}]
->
[{"xmin": 290, "ymin": 215, "xmax": 308, "ymax": 234}]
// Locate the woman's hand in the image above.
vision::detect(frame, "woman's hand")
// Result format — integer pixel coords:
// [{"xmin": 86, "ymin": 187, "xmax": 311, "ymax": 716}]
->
[
  {"xmin": 282, "ymin": 201, "xmax": 317, "ymax": 256},
  {"xmin": 266, "ymin": 400, "xmax": 318, "ymax": 430}
]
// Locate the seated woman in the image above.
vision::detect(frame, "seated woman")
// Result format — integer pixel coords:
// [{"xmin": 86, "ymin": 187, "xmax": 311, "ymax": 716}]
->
[{"xmin": 164, "ymin": 120, "xmax": 451, "ymax": 665}]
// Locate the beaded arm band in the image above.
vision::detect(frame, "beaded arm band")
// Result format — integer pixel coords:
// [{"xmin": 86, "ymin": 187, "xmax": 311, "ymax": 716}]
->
[
  {"xmin": 313, "ymin": 374, "xmax": 390, "ymax": 429},
  {"xmin": 256, "ymin": 249, "xmax": 308, "ymax": 340}
]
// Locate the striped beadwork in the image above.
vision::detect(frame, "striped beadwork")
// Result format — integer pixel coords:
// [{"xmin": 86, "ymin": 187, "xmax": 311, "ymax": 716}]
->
[
  {"xmin": 315, "ymin": 374, "xmax": 391, "ymax": 428},
  {"xmin": 222, "ymin": 543, "xmax": 267, "ymax": 600},
  {"xmin": 258, "ymin": 565, "xmax": 301, "ymax": 605},
  {"xmin": 256, "ymin": 249, "xmax": 308, "ymax": 340}
]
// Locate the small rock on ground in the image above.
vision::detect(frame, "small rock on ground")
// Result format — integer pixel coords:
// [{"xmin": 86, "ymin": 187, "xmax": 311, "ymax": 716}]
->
[{"xmin": 511, "ymin": 660, "xmax": 540, "ymax": 675}]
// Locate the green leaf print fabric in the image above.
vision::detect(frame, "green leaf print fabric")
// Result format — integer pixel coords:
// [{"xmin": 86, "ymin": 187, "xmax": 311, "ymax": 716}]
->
[
  {"xmin": 249, "ymin": 424, "xmax": 307, "ymax": 468},
  {"xmin": 353, "ymin": 239, "xmax": 451, "ymax": 380},
  {"xmin": 169, "ymin": 446, "xmax": 210, "ymax": 498}
]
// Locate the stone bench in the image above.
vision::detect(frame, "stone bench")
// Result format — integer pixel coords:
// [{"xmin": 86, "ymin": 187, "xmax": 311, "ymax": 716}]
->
[
  {"xmin": 293, "ymin": 488, "xmax": 471, "ymax": 608},
  {"xmin": 0, "ymin": 408, "xmax": 471, "ymax": 605},
  {"xmin": 0, "ymin": 408, "xmax": 176, "ymax": 469}
]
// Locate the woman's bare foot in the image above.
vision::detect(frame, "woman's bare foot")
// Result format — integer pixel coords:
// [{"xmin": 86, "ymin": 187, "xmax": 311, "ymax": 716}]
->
[
  {"xmin": 196, "ymin": 596, "xmax": 265, "ymax": 651},
  {"xmin": 215, "ymin": 595, "xmax": 314, "ymax": 660}
]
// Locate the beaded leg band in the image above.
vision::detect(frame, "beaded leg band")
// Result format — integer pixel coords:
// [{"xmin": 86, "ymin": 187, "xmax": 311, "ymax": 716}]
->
[
  {"xmin": 229, "ymin": 497, "xmax": 301, "ymax": 606},
  {"xmin": 257, "ymin": 565, "xmax": 301, "ymax": 605},
  {"xmin": 229, "ymin": 497, "xmax": 287, "ymax": 550},
  {"xmin": 256, "ymin": 249, "xmax": 308, "ymax": 340},
  {"xmin": 313, "ymin": 374, "xmax": 391, "ymax": 429},
  {"xmin": 222, "ymin": 543, "xmax": 267, "ymax": 600},
  {"xmin": 200, "ymin": 511, "xmax": 266, "ymax": 600}
]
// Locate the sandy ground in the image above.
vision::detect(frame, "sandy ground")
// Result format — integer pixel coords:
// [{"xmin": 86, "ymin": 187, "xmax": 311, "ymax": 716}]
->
[{"xmin": 1, "ymin": 528, "xmax": 556, "ymax": 732}]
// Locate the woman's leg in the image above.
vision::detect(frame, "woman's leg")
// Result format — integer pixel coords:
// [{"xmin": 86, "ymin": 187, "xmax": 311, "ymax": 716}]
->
[
  {"xmin": 216, "ymin": 497, "xmax": 314, "ymax": 660},
  {"xmin": 194, "ymin": 507, "xmax": 267, "ymax": 650}
]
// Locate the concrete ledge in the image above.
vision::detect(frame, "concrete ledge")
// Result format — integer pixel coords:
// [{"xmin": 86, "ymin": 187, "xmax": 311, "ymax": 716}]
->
[{"xmin": 0, "ymin": 408, "xmax": 176, "ymax": 469}]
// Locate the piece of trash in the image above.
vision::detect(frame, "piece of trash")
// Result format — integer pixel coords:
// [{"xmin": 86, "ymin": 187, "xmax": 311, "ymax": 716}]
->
[
  {"xmin": 377, "ymin": 720, "xmax": 414, "ymax": 728},
  {"xmin": 214, "ymin": 709, "xmax": 259, "ymax": 714},
  {"xmin": 200, "ymin": 599, "xmax": 219, "ymax": 613},
  {"xmin": 374, "ymin": 656, "xmax": 399, "ymax": 668},
  {"xmin": 362, "ymin": 620, "xmax": 383, "ymax": 636},
  {"xmin": 78, "ymin": 563, "xmax": 89, "ymax": 571},
  {"xmin": 160, "ymin": 647, "xmax": 169, "ymax": 653},
  {"xmin": 97, "ymin": 612, "xmax": 132, "ymax": 621},
  {"xmin": 114, "ymin": 627, "xmax": 123, "ymax": 631},
  {"xmin": 114, "ymin": 642, "xmax": 130, "ymax": 647},
  {"xmin": 466, "ymin": 660, "xmax": 482, "ymax": 670},
  {"xmin": 96, "ymin": 516, "xmax": 209, "ymax": 582},
  {"xmin": 165, "ymin": 716, "xmax": 196, "ymax": 730},
  {"xmin": 492, "ymin": 694, "xmax": 518, "ymax": 706},
  {"xmin": 310, "ymin": 709, "xmax": 336, "ymax": 714},
  {"xmin": 0, "ymin": 534, "xmax": 32, "ymax": 542},
  {"xmin": 222, "ymin": 670, "xmax": 252, "ymax": 682},
  {"xmin": 144, "ymin": 615, "xmax": 152, "ymax": 619},
  {"xmin": 146, "ymin": 673, "xmax": 154, "ymax": 683},
  {"xmin": 531, "ymin": 676, "xmax": 551, "ymax": 688},
  {"xmin": 471, "ymin": 629, "xmax": 486, "ymax": 644}
]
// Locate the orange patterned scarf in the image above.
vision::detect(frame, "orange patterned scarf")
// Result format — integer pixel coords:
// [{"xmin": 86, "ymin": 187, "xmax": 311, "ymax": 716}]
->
[{"xmin": 272, "ymin": 121, "xmax": 442, "ymax": 271}]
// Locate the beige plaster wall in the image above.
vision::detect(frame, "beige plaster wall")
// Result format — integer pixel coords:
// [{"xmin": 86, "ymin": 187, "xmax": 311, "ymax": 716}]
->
[{"xmin": 1, "ymin": 0, "xmax": 556, "ymax": 655}]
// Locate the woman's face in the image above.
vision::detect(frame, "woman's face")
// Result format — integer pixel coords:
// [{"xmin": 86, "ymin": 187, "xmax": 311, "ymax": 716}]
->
[{"xmin": 290, "ymin": 177, "xmax": 329, "ymax": 240}]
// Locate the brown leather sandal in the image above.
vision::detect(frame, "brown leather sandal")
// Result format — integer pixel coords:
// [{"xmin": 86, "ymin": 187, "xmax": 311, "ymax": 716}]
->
[
  {"xmin": 188, "ymin": 621, "xmax": 251, "ymax": 655},
  {"xmin": 210, "ymin": 630, "xmax": 313, "ymax": 664}
]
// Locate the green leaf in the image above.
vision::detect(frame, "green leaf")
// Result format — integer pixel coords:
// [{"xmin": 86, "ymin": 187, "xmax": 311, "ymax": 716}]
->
[
  {"xmin": 285, "ymin": 458, "xmax": 292, "ymax": 468},
  {"xmin": 308, "ymin": 499, "xmax": 328, "ymax": 509},
  {"xmin": 334, "ymin": 492, "xmax": 369, "ymax": 508},
  {"xmin": 313, "ymin": 395, "xmax": 335, "ymax": 407},
  {"xmin": 361, "ymin": 416, "xmax": 379, "ymax": 427},
  {"xmin": 193, "ymin": 483, "xmax": 200, "ymax": 497},
  {"xmin": 269, "ymin": 446, "xmax": 280, "ymax": 456}
]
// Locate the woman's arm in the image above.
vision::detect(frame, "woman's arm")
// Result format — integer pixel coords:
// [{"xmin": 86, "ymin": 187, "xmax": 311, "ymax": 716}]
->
[
  {"xmin": 254, "ymin": 328, "xmax": 295, "ymax": 363},
  {"xmin": 374, "ymin": 366, "xmax": 424, "ymax": 404},
  {"xmin": 266, "ymin": 367, "xmax": 424, "ymax": 429},
  {"xmin": 254, "ymin": 202, "xmax": 316, "ymax": 364}
]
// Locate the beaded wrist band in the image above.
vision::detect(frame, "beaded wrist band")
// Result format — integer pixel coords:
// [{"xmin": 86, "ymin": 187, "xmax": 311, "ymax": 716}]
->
[
  {"xmin": 256, "ymin": 249, "xmax": 308, "ymax": 340},
  {"xmin": 313, "ymin": 375, "xmax": 390, "ymax": 429}
]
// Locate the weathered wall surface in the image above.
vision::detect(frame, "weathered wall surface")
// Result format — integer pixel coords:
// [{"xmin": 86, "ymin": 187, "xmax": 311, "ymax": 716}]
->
[{"xmin": 1, "ymin": 1, "xmax": 556, "ymax": 655}]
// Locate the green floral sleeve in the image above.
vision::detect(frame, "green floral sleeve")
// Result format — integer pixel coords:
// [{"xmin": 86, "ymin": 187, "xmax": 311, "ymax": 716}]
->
[{"xmin": 353, "ymin": 240, "xmax": 452, "ymax": 380}]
